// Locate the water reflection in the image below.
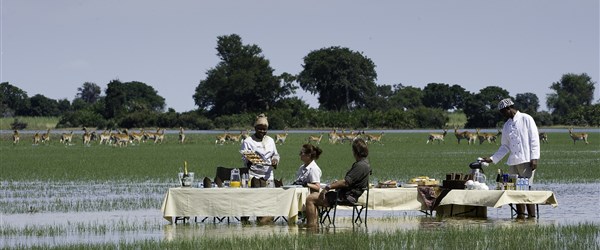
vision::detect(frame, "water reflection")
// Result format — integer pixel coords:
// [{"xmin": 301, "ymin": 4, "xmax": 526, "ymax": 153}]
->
[{"xmin": 1, "ymin": 182, "xmax": 598, "ymax": 248}]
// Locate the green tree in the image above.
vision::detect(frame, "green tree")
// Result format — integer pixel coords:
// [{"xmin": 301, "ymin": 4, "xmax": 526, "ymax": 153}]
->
[
  {"xmin": 546, "ymin": 73, "xmax": 596, "ymax": 118},
  {"xmin": 514, "ymin": 92, "xmax": 539, "ymax": 114},
  {"xmin": 76, "ymin": 82, "xmax": 102, "ymax": 104},
  {"xmin": 422, "ymin": 83, "xmax": 469, "ymax": 110},
  {"xmin": 29, "ymin": 94, "xmax": 60, "ymax": 116},
  {"xmin": 297, "ymin": 46, "xmax": 377, "ymax": 111},
  {"xmin": 464, "ymin": 86, "xmax": 510, "ymax": 128},
  {"xmin": 104, "ymin": 79, "xmax": 165, "ymax": 119},
  {"xmin": 193, "ymin": 34, "xmax": 296, "ymax": 116},
  {"xmin": 0, "ymin": 82, "xmax": 30, "ymax": 117}
]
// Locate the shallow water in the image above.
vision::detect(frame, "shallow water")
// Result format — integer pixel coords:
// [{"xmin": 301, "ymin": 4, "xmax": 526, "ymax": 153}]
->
[{"xmin": 0, "ymin": 182, "xmax": 598, "ymax": 248}]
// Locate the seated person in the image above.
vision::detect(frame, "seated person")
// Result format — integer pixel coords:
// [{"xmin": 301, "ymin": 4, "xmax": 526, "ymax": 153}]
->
[
  {"xmin": 304, "ymin": 138, "xmax": 371, "ymax": 227},
  {"xmin": 293, "ymin": 144, "xmax": 323, "ymax": 193}
]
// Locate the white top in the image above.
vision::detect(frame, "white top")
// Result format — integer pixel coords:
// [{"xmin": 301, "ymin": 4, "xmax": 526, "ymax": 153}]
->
[
  {"xmin": 241, "ymin": 135, "xmax": 280, "ymax": 180},
  {"xmin": 491, "ymin": 111, "xmax": 540, "ymax": 165},
  {"xmin": 294, "ymin": 160, "xmax": 322, "ymax": 185}
]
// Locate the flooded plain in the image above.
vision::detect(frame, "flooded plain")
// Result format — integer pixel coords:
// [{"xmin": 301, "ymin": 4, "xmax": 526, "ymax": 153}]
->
[{"xmin": 1, "ymin": 180, "xmax": 599, "ymax": 248}]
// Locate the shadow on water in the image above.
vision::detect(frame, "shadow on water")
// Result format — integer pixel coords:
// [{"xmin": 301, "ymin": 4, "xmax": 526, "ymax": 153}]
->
[{"xmin": 0, "ymin": 182, "xmax": 598, "ymax": 248}]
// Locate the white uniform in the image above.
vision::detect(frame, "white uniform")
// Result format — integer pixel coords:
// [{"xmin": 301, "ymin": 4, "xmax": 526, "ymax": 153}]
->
[{"xmin": 241, "ymin": 135, "xmax": 280, "ymax": 181}]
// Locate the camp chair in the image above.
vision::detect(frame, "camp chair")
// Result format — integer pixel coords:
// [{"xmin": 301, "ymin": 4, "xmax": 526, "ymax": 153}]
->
[{"xmin": 320, "ymin": 172, "xmax": 371, "ymax": 227}]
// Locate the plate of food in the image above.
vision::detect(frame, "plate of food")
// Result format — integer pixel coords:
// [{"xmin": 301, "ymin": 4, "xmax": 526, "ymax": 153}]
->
[{"xmin": 240, "ymin": 150, "xmax": 267, "ymax": 165}]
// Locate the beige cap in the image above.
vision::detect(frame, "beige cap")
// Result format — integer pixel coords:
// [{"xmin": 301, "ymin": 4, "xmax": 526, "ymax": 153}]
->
[{"xmin": 254, "ymin": 113, "xmax": 269, "ymax": 127}]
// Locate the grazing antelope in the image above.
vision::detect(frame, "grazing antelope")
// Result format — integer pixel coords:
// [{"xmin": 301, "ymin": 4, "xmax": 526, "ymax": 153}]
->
[
  {"xmin": 476, "ymin": 129, "xmax": 500, "ymax": 145},
  {"xmin": 12, "ymin": 130, "xmax": 20, "ymax": 145},
  {"xmin": 365, "ymin": 131, "xmax": 385, "ymax": 145},
  {"xmin": 60, "ymin": 131, "xmax": 74, "ymax": 144},
  {"xmin": 33, "ymin": 132, "xmax": 41, "ymax": 145},
  {"xmin": 568, "ymin": 128, "xmax": 589, "ymax": 144},
  {"xmin": 307, "ymin": 133, "xmax": 323, "ymax": 144},
  {"xmin": 227, "ymin": 131, "xmax": 243, "ymax": 144},
  {"xmin": 426, "ymin": 129, "xmax": 447, "ymax": 144},
  {"xmin": 178, "ymin": 127, "xmax": 185, "ymax": 144},
  {"xmin": 539, "ymin": 132, "xmax": 548, "ymax": 144},
  {"xmin": 41, "ymin": 129, "xmax": 51, "ymax": 144},
  {"xmin": 215, "ymin": 132, "xmax": 229, "ymax": 145},
  {"xmin": 275, "ymin": 131, "xmax": 288, "ymax": 145}
]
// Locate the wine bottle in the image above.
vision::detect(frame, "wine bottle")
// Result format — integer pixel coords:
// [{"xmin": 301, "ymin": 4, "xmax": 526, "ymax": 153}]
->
[{"xmin": 495, "ymin": 169, "xmax": 503, "ymax": 190}]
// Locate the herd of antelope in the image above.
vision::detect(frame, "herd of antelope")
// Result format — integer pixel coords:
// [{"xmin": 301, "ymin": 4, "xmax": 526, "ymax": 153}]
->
[
  {"xmin": 14, "ymin": 127, "xmax": 171, "ymax": 147},
  {"xmin": 9, "ymin": 127, "xmax": 591, "ymax": 146},
  {"xmin": 424, "ymin": 127, "xmax": 591, "ymax": 145}
]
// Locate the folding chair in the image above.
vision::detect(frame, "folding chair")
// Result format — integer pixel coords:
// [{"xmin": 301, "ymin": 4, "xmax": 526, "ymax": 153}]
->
[{"xmin": 331, "ymin": 186, "xmax": 370, "ymax": 226}]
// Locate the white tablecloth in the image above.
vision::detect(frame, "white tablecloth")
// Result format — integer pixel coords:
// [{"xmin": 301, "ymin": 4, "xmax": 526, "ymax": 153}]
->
[
  {"xmin": 438, "ymin": 190, "xmax": 558, "ymax": 208},
  {"xmin": 161, "ymin": 187, "xmax": 309, "ymax": 223}
]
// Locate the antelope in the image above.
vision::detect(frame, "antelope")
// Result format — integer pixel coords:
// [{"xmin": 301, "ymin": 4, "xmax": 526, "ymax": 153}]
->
[
  {"xmin": 82, "ymin": 127, "xmax": 92, "ymax": 146},
  {"xmin": 129, "ymin": 129, "xmax": 145, "ymax": 145},
  {"xmin": 539, "ymin": 132, "xmax": 548, "ymax": 144},
  {"xmin": 178, "ymin": 127, "xmax": 185, "ymax": 144},
  {"xmin": 112, "ymin": 129, "xmax": 130, "ymax": 147},
  {"xmin": 99, "ymin": 130, "xmax": 112, "ymax": 145},
  {"xmin": 307, "ymin": 133, "xmax": 323, "ymax": 144},
  {"xmin": 365, "ymin": 131, "xmax": 385, "ymax": 145},
  {"xmin": 60, "ymin": 131, "xmax": 74, "ymax": 144},
  {"xmin": 144, "ymin": 128, "xmax": 162, "ymax": 143},
  {"xmin": 227, "ymin": 131, "xmax": 243, "ymax": 143},
  {"xmin": 568, "ymin": 128, "xmax": 589, "ymax": 144},
  {"xmin": 275, "ymin": 131, "xmax": 288, "ymax": 145},
  {"xmin": 240, "ymin": 129, "xmax": 251, "ymax": 140},
  {"xmin": 215, "ymin": 132, "xmax": 229, "ymax": 145},
  {"xmin": 454, "ymin": 128, "xmax": 470, "ymax": 144},
  {"xmin": 426, "ymin": 129, "xmax": 447, "ymax": 144},
  {"xmin": 328, "ymin": 129, "xmax": 341, "ymax": 144},
  {"xmin": 12, "ymin": 130, "xmax": 20, "ymax": 145},
  {"xmin": 153, "ymin": 128, "xmax": 165, "ymax": 144},
  {"xmin": 41, "ymin": 129, "xmax": 51, "ymax": 144},
  {"xmin": 33, "ymin": 132, "xmax": 41, "ymax": 145},
  {"xmin": 340, "ymin": 130, "xmax": 361, "ymax": 143},
  {"xmin": 476, "ymin": 129, "xmax": 500, "ymax": 145}
]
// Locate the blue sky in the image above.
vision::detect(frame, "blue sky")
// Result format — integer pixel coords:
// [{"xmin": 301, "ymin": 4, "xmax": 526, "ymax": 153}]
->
[{"xmin": 1, "ymin": 0, "xmax": 598, "ymax": 112}]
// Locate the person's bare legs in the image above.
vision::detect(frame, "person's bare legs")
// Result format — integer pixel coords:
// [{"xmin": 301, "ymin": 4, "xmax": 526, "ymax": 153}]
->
[
  {"xmin": 305, "ymin": 192, "xmax": 327, "ymax": 227},
  {"xmin": 526, "ymin": 204, "xmax": 536, "ymax": 218},
  {"xmin": 516, "ymin": 204, "xmax": 526, "ymax": 219}
]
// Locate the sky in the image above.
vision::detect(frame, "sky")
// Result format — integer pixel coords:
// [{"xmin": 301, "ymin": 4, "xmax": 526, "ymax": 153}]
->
[{"xmin": 1, "ymin": 0, "xmax": 598, "ymax": 113}]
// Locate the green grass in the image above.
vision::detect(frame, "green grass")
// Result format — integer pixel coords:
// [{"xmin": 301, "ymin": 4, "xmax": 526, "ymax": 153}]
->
[
  {"xmin": 1, "ymin": 130, "xmax": 598, "ymax": 183},
  {"xmin": 0, "ymin": 116, "xmax": 59, "ymax": 130},
  {"xmin": 12, "ymin": 223, "xmax": 599, "ymax": 250}
]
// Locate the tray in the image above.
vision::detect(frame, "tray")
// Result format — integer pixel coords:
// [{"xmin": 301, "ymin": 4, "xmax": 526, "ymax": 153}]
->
[{"xmin": 240, "ymin": 150, "xmax": 266, "ymax": 165}]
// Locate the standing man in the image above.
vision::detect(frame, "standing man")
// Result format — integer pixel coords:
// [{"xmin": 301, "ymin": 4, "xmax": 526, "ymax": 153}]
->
[
  {"xmin": 483, "ymin": 98, "xmax": 540, "ymax": 219},
  {"xmin": 241, "ymin": 113, "xmax": 280, "ymax": 183}
]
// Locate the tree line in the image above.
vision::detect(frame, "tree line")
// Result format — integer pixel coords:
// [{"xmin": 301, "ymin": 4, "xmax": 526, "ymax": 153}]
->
[{"xmin": 1, "ymin": 34, "xmax": 598, "ymax": 130}]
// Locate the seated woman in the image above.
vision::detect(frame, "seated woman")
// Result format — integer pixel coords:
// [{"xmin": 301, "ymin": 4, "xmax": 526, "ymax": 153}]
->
[
  {"xmin": 293, "ymin": 144, "xmax": 323, "ymax": 193},
  {"xmin": 304, "ymin": 138, "xmax": 371, "ymax": 227}
]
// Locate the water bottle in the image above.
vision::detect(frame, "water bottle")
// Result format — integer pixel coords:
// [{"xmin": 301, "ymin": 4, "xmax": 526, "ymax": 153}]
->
[
  {"xmin": 241, "ymin": 173, "xmax": 248, "ymax": 188},
  {"xmin": 524, "ymin": 178, "xmax": 529, "ymax": 190}
]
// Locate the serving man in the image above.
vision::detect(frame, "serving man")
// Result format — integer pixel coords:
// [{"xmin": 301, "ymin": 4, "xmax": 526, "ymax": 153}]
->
[
  {"xmin": 483, "ymin": 98, "xmax": 540, "ymax": 219},
  {"xmin": 241, "ymin": 113, "xmax": 280, "ymax": 184}
]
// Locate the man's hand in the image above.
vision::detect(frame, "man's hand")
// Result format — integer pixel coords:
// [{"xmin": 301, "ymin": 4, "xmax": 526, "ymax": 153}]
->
[
  {"xmin": 531, "ymin": 159, "xmax": 538, "ymax": 170},
  {"xmin": 271, "ymin": 158, "xmax": 279, "ymax": 169}
]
